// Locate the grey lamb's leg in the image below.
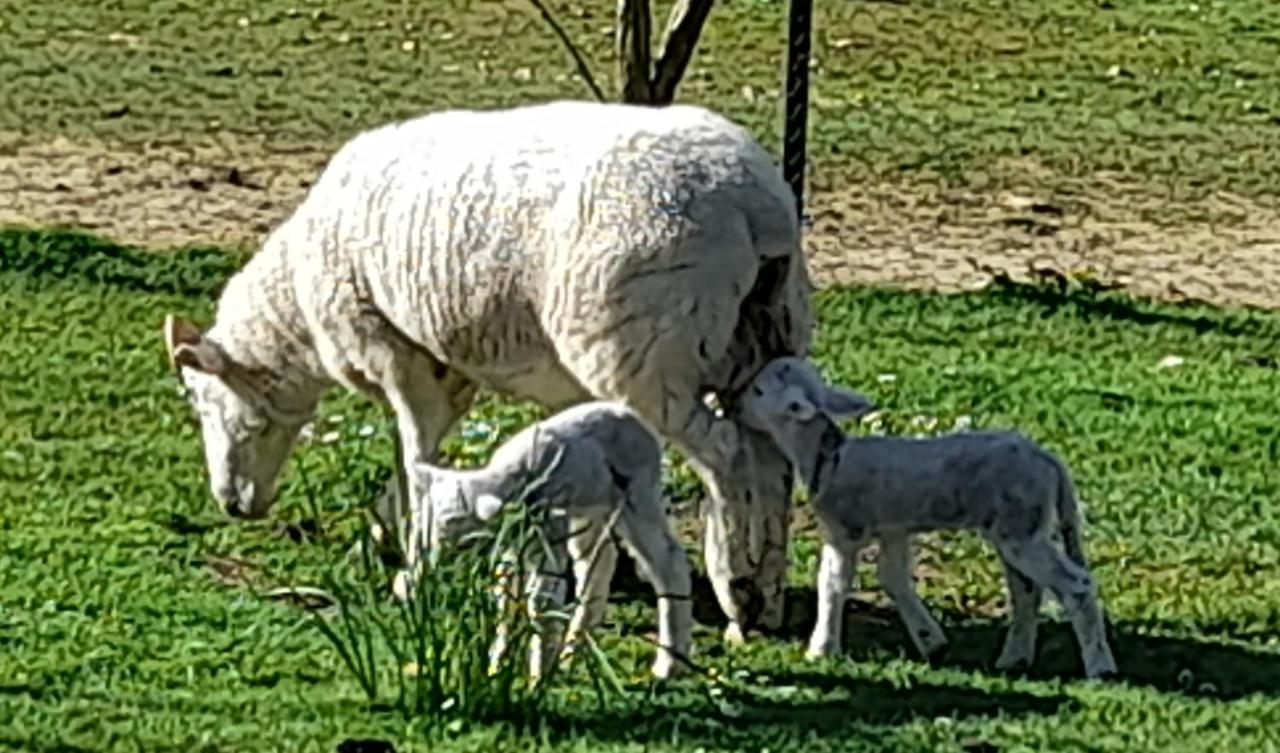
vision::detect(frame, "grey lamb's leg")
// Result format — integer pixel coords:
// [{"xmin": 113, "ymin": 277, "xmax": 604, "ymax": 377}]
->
[
  {"xmin": 876, "ymin": 533, "xmax": 948, "ymax": 660},
  {"xmin": 994, "ymin": 551, "xmax": 1044, "ymax": 672},
  {"xmin": 807, "ymin": 537, "xmax": 858, "ymax": 658},
  {"xmin": 994, "ymin": 536, "xmax": 1117, "ymax": 679}
]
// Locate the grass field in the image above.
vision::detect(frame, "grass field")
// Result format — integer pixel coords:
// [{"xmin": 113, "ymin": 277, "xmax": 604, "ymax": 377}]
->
[
  {"xmin": 5, "ymin": 0, "xmax": 1280, "ymax": 206},
  {"xmin": 3, "ymin": 0, "xmax": 1280, "ymax": 750},
  {"xmin": 2, "ymin": 228, "xmax": 1279, "ymax": 751}
]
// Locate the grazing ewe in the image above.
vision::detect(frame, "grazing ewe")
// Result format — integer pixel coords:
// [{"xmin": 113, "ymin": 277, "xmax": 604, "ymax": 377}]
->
[
  {"xmin": 395, "ymin": 401, "xmax": 693, "ymax": 680},
  {"xmin": 735, "ymin": 357, "xmax": 1118, "ymax": 679},
  {"xmin": 161, "ymin": 99, "xmax": 810, "ymax": 642}
]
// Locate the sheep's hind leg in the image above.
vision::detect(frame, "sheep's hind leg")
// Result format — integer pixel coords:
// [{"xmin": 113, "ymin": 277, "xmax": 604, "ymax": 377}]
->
[
  {"xmin": 876, "ymin": 533, "xmax": 948, "ymax": 661},
  {"xmin": 994, "ymin": 536, "xmax": 1117, "ymax": 679}
]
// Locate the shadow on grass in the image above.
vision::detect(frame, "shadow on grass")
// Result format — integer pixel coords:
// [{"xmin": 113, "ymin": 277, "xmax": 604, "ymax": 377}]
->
[
  {"xmin": 612, "ymin": 571, "xmax": 1280, "ymax": 702},
  {"xmin": 982, "ymin": 270, "xmax": 1280, "ymax": 340},
  {"xmin": 0, "ymin": 225, "xmax": 243, "ymax": 298},
  {"xmin": 537, "ymin": 672, "xmax": 1066, "ymax": 750}
]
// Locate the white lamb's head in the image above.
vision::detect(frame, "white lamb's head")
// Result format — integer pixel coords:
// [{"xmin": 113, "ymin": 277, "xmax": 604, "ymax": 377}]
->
[
  {"xmin": 164, "ymin": 315, "xmax": 309, "ymax": 519},
  {"xmin": 410, "ymin": 463, "xmax": 506, "ymax": 548},
  {"xmin": 739, "ymin": 357, "xmax": 876, "ymax": 435}
]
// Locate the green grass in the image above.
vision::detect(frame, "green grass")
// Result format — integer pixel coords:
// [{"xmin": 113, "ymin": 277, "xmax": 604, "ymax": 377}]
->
[
  {"xmin": 2, "ymin": 226, "xmax": 1279, "ymax": 751},
  {"xmin": 4, "ymin": 0, "xmax": 1280, "ymax": 206}
]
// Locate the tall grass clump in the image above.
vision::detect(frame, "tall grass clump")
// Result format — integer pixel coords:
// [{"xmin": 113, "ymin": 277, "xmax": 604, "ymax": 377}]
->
[{"xmin": 304, "ymin": 450, "xmax": 626, "ymax": 731}]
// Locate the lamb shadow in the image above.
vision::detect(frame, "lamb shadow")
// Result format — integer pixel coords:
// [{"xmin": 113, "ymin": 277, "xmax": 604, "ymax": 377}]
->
[
  {"xmin": 607, "ymin": 573, "xmax": 1280, "ymax": 701},
  {"xmin": 540, "ymin": 671, "xmax": 1066, "ymax": 749}
]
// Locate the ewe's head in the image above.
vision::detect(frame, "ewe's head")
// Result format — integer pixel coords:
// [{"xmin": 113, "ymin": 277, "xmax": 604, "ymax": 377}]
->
[
  {"xmin": 739, "ymin": 357, "xmax": 876, "ymax": 436},
  {"xmin": 410, "ymin": 463, "xmax": 506, "ymax": 548},
  {"xmin": 164, "ymin": 315, "xmax": 310, "ymax": 519}
]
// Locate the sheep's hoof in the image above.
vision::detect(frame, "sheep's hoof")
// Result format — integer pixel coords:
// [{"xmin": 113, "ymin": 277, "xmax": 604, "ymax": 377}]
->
[{"xmin": 723, "ymin": 622, "xmax": 748, "ymax": 647}]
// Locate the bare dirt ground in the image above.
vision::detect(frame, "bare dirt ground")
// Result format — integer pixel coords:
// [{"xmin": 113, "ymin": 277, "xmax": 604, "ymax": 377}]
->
[{"xmin": 3, "ymin": 135, "xmax": 1277, "ymax": 310}]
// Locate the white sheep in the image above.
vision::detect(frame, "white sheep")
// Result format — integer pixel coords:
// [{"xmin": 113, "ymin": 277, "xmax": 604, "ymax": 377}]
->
[
  {"xmin": 735, "ymin": 357, "xmax": 1118, "ymax": 679},
  {"xmin": 161, "ymin": 99, "xmax": 811, "ymax": 643},
  {"xmin": 393, "ymin": 401, "xmax": 693, "ymax": 680}
]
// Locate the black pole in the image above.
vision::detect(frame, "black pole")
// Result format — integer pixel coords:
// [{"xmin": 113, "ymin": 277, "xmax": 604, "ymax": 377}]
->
[{"xmin": 782, "ymin": 0, "xmax": 813, "ymax": 222}]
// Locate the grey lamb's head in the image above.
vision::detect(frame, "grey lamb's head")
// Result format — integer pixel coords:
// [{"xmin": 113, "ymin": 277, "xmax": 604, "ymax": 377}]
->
[{"xmin": 738, "ymin": 357, "xmax": 876, "ymax": 433}]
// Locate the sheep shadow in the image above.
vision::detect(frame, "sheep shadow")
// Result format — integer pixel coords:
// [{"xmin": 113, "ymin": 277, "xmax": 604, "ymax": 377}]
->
[{"xmin": 606, "ymin": 567, "xmax": 1280, "ymax": 702}]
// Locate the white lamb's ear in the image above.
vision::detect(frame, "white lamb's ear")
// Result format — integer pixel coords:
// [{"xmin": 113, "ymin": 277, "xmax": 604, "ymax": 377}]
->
[
  {"xmin": 164, "ymin": 314, "xmax": 229, "ymax": 376},
  {"xmin": 474, "ymin": 493, "xmax": 505, "ymax": 521},
  {"xmin": 821, "ymin": 385, "xmax": 876, "ymax": 420}
]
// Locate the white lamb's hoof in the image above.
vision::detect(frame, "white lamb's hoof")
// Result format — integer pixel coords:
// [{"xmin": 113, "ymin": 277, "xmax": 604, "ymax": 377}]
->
[
  {"xmin": 652, "ymin": 652, "xmax": 689, "ymax": 680},
  {"xmin": 723, "ymin": 622, "xmax": 747, "ymax": 646},
  {"xmin": 805, "ymin": 637, "xmax": 839, "ymax": 661},
  {"xmin": 390, "ymin": 571, "xmax": 413, "ymax": 602}
]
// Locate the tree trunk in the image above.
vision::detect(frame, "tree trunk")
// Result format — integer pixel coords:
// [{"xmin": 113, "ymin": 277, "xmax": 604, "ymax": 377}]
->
[{"xmin": 615, "ymin": 0, "xmax": 714, "ymax": 105}]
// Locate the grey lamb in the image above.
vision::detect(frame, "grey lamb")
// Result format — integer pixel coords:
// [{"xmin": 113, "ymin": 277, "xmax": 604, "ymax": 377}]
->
[{"xmin": 736, "ymin": 357, "xmax": 1117, "ymax": 679}]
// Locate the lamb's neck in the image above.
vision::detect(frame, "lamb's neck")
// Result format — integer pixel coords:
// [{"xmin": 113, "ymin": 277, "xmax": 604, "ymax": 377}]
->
[
  {"xmin": 792, "ymin": 416, "xmax": 847, "ymax": 496},
  {"xmin": 209, "ymin": 248, "xmax": 330, "ymax": 409}
]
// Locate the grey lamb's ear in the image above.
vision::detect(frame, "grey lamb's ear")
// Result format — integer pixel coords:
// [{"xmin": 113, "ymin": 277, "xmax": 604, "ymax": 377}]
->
[
  {"xmin": 820, "ymin": 384, "xmax": 876, "ymax": 420},
  {"xmin": 164, "ymin": 314, "xmax": 230, "ymax": 376}
]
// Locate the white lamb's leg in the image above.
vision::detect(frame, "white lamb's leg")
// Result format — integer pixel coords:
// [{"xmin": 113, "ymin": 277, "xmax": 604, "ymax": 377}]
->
[
  {"xmin": 561, "ymin": 516, "xmax": 618, "ymax": 659},
  {"xmin": 808, "ymin": 538, "xmax": 858, "ymax": 659},
  {"xmin": 994, "ymin": 551, "xmax": 1044, "ymax": 672},
  {"xmin": 995, "ymin": 536, "xmax": 1117, "ymax": 679},
  {"xmin": 876, "ymin": 533, "xmax": 949, "ymax": 660},
  {"xmin": 526, "ymin": 523, "xmax": 572, "ymax": 682},
  {"xmin": 616, "ymin": 491, "xmax": 695, "ymax": 679}
]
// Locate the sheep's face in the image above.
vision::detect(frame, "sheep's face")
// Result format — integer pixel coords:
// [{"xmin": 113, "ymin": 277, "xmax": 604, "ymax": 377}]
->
[
  {"xmin": 739, "ymin": 357, "xmax": 876, "ymax": 436},
  {"xmin": 164, "ymin": 316, "xmax": 308, "ymax": 519}
]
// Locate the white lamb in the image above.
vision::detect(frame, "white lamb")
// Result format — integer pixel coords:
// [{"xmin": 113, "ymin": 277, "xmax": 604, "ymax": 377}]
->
[
  {"xmin": 394, "ymin": 401, "xmax": 693, "ymax": 680},
  {"xmin": 160, "ymin": 99, "xmax": 810, "ymax": 643},
  {"xmin": 735, "ymin": 357, "xmax": 1118, "ymax": 679}
]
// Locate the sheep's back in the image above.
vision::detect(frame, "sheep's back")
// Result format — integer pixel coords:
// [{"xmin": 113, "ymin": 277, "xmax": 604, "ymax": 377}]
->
[{"xmin": 285, "ymin": 101, "xmax": 802, "ymax": 399}]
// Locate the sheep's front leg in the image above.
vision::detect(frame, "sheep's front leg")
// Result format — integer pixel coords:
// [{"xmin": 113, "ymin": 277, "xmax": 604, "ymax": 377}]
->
[
  {"xmin": 673, "ymin": 409, "xmax": 792, "ymax": 644},
  {"xmin": 808, "ymin": 538, "xmax": 858, "ymax": 659},
  {"xmin": 876, "ymin": 533, "xmax": 948, "ymax": 661},
  {"xmin": 380, "ymin": 366, "xmax": 476, "ymax": 575}
]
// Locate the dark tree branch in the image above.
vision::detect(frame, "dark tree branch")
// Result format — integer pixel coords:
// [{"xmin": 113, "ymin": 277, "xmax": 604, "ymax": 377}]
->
[
  {"xmin": 526, "ymin": 0, "xmax": 607, "ymax": 102},
  {"xmin": 616, "ymin": 0, "xmax": 654, "ymax": 102},
  {"xmin": 651, "ymin": 0, "xmax": 715, "ymax": 105}
]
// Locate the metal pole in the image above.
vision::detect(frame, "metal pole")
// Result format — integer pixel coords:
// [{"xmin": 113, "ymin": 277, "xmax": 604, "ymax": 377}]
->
[{"xmin": 782, "ymin": 0, "xmax": 813, "ymax": 221}]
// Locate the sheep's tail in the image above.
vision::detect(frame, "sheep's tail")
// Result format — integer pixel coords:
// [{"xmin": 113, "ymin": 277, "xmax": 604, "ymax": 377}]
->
[
  {"xmin": 1053, "ymin": 456, "xmax": 1088, "ymax": 568},
  {"xmin": 715, "ymin": 232, "xmax": 814, "ymax": 395}
]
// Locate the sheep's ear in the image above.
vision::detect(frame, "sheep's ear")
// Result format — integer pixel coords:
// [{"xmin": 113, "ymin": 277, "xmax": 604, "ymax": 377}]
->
[
  {"xmin": 821, "ymin": 385, "xmax": 875, "ymax": 420},
  {"xmin": 474, "ymin": 494, "xmax": 505, "ymax": 521},
  {"xmin": 164, "ymin": 314, "xmax": 229, "ymax": 376}
]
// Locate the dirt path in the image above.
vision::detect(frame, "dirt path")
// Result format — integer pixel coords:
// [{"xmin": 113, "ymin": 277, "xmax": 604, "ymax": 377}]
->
[{"xmin": 3, "ymin": 135, "xmax": 1277, "ymax": 310}]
